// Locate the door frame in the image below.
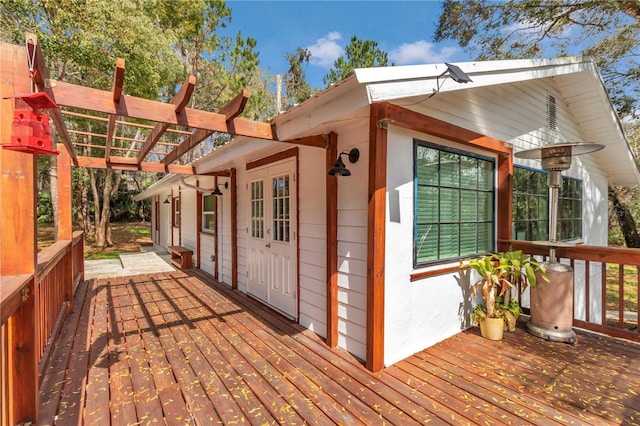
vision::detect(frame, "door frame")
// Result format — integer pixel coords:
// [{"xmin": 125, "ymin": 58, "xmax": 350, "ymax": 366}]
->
[{"xmin": 246, "ymin": 147, "xmax": 300, "ymax": 320}]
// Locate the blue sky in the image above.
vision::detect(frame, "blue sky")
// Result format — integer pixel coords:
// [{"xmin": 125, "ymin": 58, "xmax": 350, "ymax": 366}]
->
[{"xmin": 224, "ymin": 0, "xmax": 471, "ymax": 89}]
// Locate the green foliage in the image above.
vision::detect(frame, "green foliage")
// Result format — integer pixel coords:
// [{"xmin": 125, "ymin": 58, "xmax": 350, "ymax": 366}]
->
[
  {"xmin": 323, "ymin": 36, "xmax": 392, "ymax": 86},
  {"xmin": 37, "ymin": 191, "xmax": 54, "ymax": 223},
  {"xmin": 465, "ymin": 250, "xmax": 547, "ymax": 326},
  {"xmin": 285, "ymin": 47, "xmax": 312, "ymax": 107},
  {"xmin": 434, "ymin": 0, "xmax": 640, "ymax": 117}
]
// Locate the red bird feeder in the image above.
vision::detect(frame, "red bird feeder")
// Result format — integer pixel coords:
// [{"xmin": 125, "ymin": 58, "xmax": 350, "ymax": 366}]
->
[{"xmin": 3, "ymin": 92, "xmax": 59, "ymax": 155}]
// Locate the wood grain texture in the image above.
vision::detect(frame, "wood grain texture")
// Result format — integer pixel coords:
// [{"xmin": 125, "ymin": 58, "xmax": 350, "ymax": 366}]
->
[{"xmin": 39, "ymin": 270, "xmax": 640, "ymax": 425}]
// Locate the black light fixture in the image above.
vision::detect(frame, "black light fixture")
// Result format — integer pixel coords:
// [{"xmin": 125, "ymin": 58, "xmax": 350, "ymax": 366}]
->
[
  {"xmin": 443, "ymin": 62, "xmax": 473, "ymax": 84},
  {"xmin": 163, "ymin": 195, "xmax": 171, "ymax": 204},
  {"xmin": 427, "ymin": 63, "xmax": 473, "ymax": 100},
  {"xmin": 212, "ymin": 181, "xmax": 229, "ymax": 196},
  {"xmin": 328, "ymin": 148, "xmax": 360, "ymax": 176}
]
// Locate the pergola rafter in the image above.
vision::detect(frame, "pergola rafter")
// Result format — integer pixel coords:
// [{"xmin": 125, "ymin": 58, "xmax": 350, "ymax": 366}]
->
[
  {"xmin": 25, "ymin": 33, "xmax": 278, "ymax": 175},
  {"xmin": 136, "ymin": 75, "xmax": 196, "ymax": 163},
  {"xmin": 105, "ymin": 58, "xmax": 125, "ymax": 158}
]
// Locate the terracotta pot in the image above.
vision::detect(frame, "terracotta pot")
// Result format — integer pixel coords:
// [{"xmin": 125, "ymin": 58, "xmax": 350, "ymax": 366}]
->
[{"xmin": 480, "ymin": 317, "xmax": 504, "ymax": 340}]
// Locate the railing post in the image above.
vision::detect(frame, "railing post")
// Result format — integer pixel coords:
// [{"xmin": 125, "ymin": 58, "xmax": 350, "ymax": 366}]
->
[
  {"xmin": 0, "ymin": 39, "xmax": 39, "ymax": 424},
  {"xmin": 58, "ymin": 143, "xmax": 74, "ymax": 313}
]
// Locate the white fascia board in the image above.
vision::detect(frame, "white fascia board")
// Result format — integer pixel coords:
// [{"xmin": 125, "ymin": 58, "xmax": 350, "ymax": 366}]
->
[
  {"xmin": 361, "ymin": 58, "xmax": 595, "ymax": 103},
  {"xmin": 133, "ymin": 173, "xmax": 181, "ymax": 201},
  {"xmin": 273, "ymin": 76, "xmax": 369, "ymax": 141},
  {"xmin": 194, "ymin": 137, "xmax": 288, "ymax": 174},
  {"xmin": 558, "ymin": 66, "xmax": 640, "ymax": 186}
]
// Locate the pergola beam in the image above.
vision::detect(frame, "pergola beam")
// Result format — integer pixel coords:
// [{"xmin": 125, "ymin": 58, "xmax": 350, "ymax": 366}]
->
[
  {"xmin": 219, "ymin": 89, "xmax": 248, "ymax": 120},
  {"xmin": 25, "ymin": 33, "xmax": 78, "ymax": 164},
  {"xmin": 136, "ymin": 75, "xmax": 196, "ymax": 163},
  {"xmin": 162, "ymin": 128, "xmax": 211, "ymax": 165},
  {"xmin": 76, "ymin": 156, "xmax": 196, "ymax": 174},
  {"xmin": 47, "ymin": 81, "xmax": 276, "ymax": 139},
  {"xmin": 161, "ymin": 89, "xmax": 249, "ymax": 165},
  {"xmin": 105, "ymin": 58, "xmax": 125, "ymax": 158}
]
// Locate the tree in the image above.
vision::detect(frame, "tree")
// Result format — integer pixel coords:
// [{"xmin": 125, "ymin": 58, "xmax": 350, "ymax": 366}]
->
[
  {"xmin": 435, "ymin": 0, "xmax": 640, "ymax": 247},
  {"xmin": 434, "ymin": 0, "xmax": 640, "ymax": 117},
  {"xmin": 285, "ymin": 47, "xmax": 312, "ymax": 107},
  {"xmin": 323, "ymin": 36, "xmax": 391, "ymax": 86},
  {"xmin": 1, "ymin": 0, "xmax": 268, "ymax": 249}
]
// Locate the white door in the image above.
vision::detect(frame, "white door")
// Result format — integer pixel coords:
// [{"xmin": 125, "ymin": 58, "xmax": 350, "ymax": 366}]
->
[{"xmin": 247, "ymin": 159, "xmax": 297, "ymax": 319}]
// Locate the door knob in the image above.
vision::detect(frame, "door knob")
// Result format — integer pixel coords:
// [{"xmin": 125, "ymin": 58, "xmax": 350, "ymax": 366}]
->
[{"xmin": 265, "ymin": 243, "xmax": 271, "ymax": 248}]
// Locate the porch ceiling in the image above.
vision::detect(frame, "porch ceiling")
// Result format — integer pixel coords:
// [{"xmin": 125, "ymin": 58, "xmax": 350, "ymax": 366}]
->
[{"xmin": 40, "ymin": 269, "xmax": 640, "ymax": 425}]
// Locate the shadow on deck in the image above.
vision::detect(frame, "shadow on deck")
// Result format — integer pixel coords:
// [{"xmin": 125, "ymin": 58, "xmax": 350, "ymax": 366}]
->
[{"xmin": 40, "ymin": 269, "xmax": 640, "ymax": 425}]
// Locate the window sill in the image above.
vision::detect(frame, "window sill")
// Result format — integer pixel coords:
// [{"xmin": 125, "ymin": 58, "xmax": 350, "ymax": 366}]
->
[{"xmin": 410, "ymin": 261, "xmax": 468, "ymax": 282}]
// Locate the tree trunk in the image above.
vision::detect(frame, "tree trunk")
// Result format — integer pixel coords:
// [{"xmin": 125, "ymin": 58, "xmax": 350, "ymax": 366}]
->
[
  {"xmin": 610, "ymin": 186, "xmax": 640, "ymax": 248},
  {"xmin": 95, "ymin": 169, "xmax": 121, "ymax": 249},
  {"xmin": 78, "ymin": 167, "xmax": 94, "ymax": 237},
  {"xmin": 90, "ymin": 168, "xmax": 104, "ymax": 248}
]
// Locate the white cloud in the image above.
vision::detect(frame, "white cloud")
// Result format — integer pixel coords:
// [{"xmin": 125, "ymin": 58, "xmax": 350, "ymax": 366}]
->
[
  {"xmin": 307, "ymin": 32, "xmax": 344, "ymax": 68},
  {"xmin": 390, "ymin": 40, "xmax": 458, "ymax": 65}
]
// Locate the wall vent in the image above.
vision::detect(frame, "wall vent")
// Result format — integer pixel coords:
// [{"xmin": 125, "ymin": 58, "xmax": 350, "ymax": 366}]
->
[{"xmin": 547, "ymin": 94, "xmax": 557, "ymax": 132}]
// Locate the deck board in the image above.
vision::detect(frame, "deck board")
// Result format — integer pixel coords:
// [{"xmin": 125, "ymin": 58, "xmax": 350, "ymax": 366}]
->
[{"xmin": 40, "ymin": 269, "xmax": 640, "ymax": 425}]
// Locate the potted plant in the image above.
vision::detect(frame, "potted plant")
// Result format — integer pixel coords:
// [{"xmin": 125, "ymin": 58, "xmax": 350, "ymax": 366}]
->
[{"xmin": 464, "ymin": 250, "xmax": 547, "ymax": 340}]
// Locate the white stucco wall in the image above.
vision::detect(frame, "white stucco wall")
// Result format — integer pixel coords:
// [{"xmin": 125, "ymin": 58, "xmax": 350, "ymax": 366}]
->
[{"xmin": 383, "ymin": 79, "xmax": 611, "ymax": 365}]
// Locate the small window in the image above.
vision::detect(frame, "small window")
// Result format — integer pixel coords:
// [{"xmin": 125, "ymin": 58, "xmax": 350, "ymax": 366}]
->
[
  {"xmin": 173, "ymin": 197, "xmax": 180, "ymax": 228},
  {"xmin": 558, "ymin": 177, "xmax": 582, "ymax": 240},
  {"xmin": 512, "ymin": 166, "xmax": 582, "ymax": 241},
  {"xmin": 512, "ymin": 167, "xmax": 549, "ymax": 241},
  {"xmin": 414, "ymin": 140, "xmax": 495, "ymax": 267},
  {"xmin": 250, "ymin": 180, "xmax": 264, "ymax": 239},
  {"xmin": 202, "ymin": 194, "xmax": 216, "ymax": 233}
]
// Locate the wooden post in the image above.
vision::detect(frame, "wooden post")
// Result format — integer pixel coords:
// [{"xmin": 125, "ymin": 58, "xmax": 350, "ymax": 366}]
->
[
  {"xmin": 230, "ymin": 168, "xmax": 238, "ymax": 290},
  {"xmin": 326, "ymin": 132, "xmax": 339, "ymax": 347},
  {"xmin": 57, "ymin": 143, "xmax": 74, "ymax": 313},
  {"xmin": 496, "ymin": 154, "xmax": 513, "ymax": 243},
  {"xmin": 367, "ymin": 104, "xmax": 388, "ymax": 372},
  {"xmin": 0, "ymin": 40, "xmax": 39, "ymax": 425},
  {"xmin": 214, "ymin": 176, "xmax": 219, "ymax": 280}
]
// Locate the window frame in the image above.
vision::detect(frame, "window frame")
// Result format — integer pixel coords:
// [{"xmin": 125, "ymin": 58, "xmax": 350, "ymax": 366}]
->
[
  {"xmin": 201, "ymin": 193, "xmax": 216, "ymax": 234},
  {"xmin": 512, "ymin": 166, "xmax": 549, "ymax": 242},
  {"xmin": 558, "ymin": 176, "xmax": 583, "ymax": 241},
  {"xmin": 413, "ymin": 139, "xmax": 496, "ymax": 268},
  {"xmin": 511, "ymin": 165, "xmax": 583, "ymax": 242},
  {"xmin": 172, "ymin": 196, "xmax": 180, "ymax": 228}
]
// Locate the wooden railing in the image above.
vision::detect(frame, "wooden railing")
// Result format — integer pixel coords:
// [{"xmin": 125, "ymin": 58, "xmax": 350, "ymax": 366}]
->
[
  {"xmin": 499, "ymin": 240, "xmax": 640, "ymax": 343},
  {"xmin": 1, "ymin": 231, "xmax": 84, "ymax": 425}
]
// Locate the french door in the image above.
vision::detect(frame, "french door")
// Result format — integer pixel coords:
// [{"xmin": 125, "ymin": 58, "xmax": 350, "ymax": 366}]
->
[{"xmin": 246, "ymin": 159, "xmax": 297, "ymax": 319}]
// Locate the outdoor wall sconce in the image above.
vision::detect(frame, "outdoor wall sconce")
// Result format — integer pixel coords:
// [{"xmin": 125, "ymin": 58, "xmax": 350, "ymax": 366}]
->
[
  {"xmin": 212, "ymin": 181, "xmax": 229, "ymax": 196},
  {"xmin": 3, "ymin": 92, "xmax": 59, "ymax": 155},
  {"xmin": 163, "ymin": 195, "xmax": 171, "ymax": 204},
  {"xmin": 328, "ymin": 148, "xmax": 360, "ymax": 176}
]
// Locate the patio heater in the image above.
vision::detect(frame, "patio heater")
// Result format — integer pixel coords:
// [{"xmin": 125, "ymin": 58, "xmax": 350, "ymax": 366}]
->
[{"xmin": 515, "ymin": 142, "xmax": 604, "ymax": 344}]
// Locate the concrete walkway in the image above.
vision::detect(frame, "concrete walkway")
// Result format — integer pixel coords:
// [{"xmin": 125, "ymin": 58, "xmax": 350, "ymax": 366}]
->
[{"xmin": 84, "ymin": 246, "xmax": 175, "ymax": 279}]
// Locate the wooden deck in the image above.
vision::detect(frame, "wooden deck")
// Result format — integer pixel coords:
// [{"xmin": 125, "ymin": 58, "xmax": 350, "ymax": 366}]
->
[{"xmin": 40, "ymin": 270, "xmax": 640, "ymax": 425}]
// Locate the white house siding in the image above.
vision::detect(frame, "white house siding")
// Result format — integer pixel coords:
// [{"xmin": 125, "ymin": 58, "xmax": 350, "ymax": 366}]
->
[
  {"xmin": 333, "ymin": 120, "xmax": 369, "ymax": 360},
  {"xmin": 160, "ymin": 194, "xmax": 172, "ymax": 249},
  {"xmin": 180, "ymin": 190, "xmax": 198, "ymax": 254},
  {"xmin": 297, "ymin": 145, "xmax": 329, "ymax": 337},
  {"xmin": 219, "ymin": 177, "xmax": 233, "ymax": 286},
  {"xmin": 199, "ymin": 233, "xmax": 215, "ymax": 275},
  {"xmin": 383, "ymin": 78, "xmax": 611, "ymax": 365}
]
